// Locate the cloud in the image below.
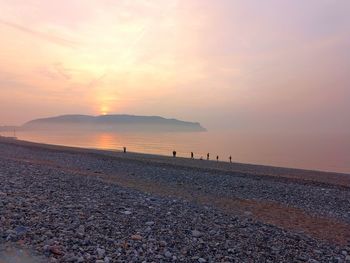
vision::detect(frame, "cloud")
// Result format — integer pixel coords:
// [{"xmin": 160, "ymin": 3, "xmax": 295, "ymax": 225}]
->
[
  {"xmin": 0, "ymin": 19, "xmax": 79, "ymax": 48},
  {"xmin": 53, "ymin": 63, "xmax": 72, "ymax": 80}
]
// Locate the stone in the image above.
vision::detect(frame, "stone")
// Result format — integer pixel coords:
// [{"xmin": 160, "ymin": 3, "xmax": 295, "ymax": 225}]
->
[
  {"xmin": 50, "ymin": 245, "xmax": 64, "ymax": 256},
  {"xmin": 131, "ymin": 234, "xmax": 142, "ymax": 241},
  {"xmin": 159, "ymin": 241, "xmax": 167, "ymax": 247},
  {"xmin": 77, "ymin": 225, "xmax": 85, "ymax": 235},
  {"xmin": 192, "ymin": 230, "xmax": 202, "ymax": 237},
  {"xmin": 14, "ymin": 226, "xmax": 29, "ymax": 235},
  {"xmin": 97, "ymin": 248, "xmax": 105, "ymax": 258},
  {"xmin": 122, "ymin": 211, "xmax": 132, "ymax": 215}
]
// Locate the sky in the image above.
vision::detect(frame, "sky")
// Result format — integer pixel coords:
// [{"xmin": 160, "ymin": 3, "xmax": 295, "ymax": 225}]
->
[{"xmin": 0, "ymin": 0, "xmax": 349, "ymax": 132}]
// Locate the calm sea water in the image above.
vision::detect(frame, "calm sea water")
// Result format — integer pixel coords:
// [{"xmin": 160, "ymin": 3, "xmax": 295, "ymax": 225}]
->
[{"xmin": 3, "ymin": 130, "xmax": 350, "ymax": 174}]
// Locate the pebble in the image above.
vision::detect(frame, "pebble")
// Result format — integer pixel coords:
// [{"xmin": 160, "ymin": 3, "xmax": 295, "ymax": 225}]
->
[
  {"xmin": 122, "ymin": 211, "xmax": 132, "ymax": 215},
  {"xmin": 96, "ymin": 248, "xmax": 105, "ymax": 258},
  {"xmin": 192, "ymin": 230, "xmax": 202, "ymax": 237},
  {"xmin": 164, "ymin": 251, "xmax": 172, "ymax": 258},
  {"xmin": 0, "ymin": 141, "xmax": 348, "ymax": 262},
  {"xmin": 131, "ymin": 234, "xmax": 142, "ymax": 241},
  {"xmin": 49, "ymin": 245, "xmax": 64, "ymax": 256}
]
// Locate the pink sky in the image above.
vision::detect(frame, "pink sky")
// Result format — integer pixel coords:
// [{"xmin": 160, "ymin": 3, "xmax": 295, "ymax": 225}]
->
[{"xmin": 0, "ymin": 0, "xmax": 349, "ymax": 132}]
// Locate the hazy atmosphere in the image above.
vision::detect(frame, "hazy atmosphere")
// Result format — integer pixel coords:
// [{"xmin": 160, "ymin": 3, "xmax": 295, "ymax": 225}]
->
[
  {"xmin": 1, "ymin": 1, "xmax": 350, "ymax": 262},
  {"xmin": 1, "ymin": 0, "xmax": 349, "ymax": 132}
]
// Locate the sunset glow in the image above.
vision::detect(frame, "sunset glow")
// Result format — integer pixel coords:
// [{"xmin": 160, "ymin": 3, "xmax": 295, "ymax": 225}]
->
[
  {"xmin": 1, "ymin": 2, "xmax": 350, "ymax": 261},
  {"xmin": 0, "ymin": 0, "xmax": 349, "ymax": 133},
  {"xmin": 100, "ymin": 106, "xmax": 109, "ymax": 116}
]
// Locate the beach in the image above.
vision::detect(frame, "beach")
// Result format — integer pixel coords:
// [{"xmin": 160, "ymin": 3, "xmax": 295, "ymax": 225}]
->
[{"xmin": 0, "ymin": 137, "xmax": 350, "ymax": 262}]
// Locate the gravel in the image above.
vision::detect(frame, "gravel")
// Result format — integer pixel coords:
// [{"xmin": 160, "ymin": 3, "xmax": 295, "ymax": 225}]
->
[
  {"xmin": 1, "ymin": 141, "xmax": 349, "ymax": 223},
  {"xmin": 0, "ymin": 141, "xmax": 350, "ymax": 262}
]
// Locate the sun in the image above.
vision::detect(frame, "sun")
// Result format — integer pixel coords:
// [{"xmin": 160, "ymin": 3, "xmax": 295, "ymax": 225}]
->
[{"xmin": 100, "ymin": 105, "xmax": 109, "ymax": 116}]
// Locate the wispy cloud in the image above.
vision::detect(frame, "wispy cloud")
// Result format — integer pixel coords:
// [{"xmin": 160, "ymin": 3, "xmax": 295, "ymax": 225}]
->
[
  {"xmin": 53, "ymin": 63, "xmax": 72, "ymax": 80},
  {"xmin": 0, "ymin": 19, "xmax": 79, "ymax": 48}
]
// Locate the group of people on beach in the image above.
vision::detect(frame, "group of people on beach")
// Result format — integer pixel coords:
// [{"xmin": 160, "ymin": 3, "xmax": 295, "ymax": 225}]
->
[
  {"xmin": 122, "ymin": 146, "xmax": 232, "ymax": 163},
  {"xmin": 172, "ymin": 150, "xmax": 232, "ymax": 163}
]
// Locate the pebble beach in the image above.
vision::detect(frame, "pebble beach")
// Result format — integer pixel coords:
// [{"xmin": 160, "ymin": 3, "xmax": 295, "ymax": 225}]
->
[{"xmin": 0, "ymin": 137, "xmax": 350, "ymax": 262}]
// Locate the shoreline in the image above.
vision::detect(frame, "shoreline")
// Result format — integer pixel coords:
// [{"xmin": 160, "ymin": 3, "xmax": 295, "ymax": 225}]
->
[
  {"xmin": 1, "ymin": 137, "xmax": 350, "ymax": 261},
  {"xmin": 1, "ymin": 131, "xmax": 349, "ymax": 175},
  {"xmin": 0, "ymin": 136, "xmax": 349, "ymax": 187}
]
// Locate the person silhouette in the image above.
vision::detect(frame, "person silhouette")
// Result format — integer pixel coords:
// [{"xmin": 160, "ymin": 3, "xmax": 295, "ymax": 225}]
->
[
  {"xmin": 173, "ymin": 150, "xmax": 177, "ymax": 157},
  {"xmin": 216, "ymin": 155, "xmax": 219, "ymax": 162},
  {"xmin": 123, "ymin": 147, "xmax": 126, "ymax": 153},
  {"xmin": 191, "ymin": 152, "xmax": 194, "ymax": 159},
  {"xmin": 207, "ymin": 153, "xmax": 210, "ymax": 160},
  {"xmin": 229, "ymin": 155, "xmax": 232, "ymax": 163}
]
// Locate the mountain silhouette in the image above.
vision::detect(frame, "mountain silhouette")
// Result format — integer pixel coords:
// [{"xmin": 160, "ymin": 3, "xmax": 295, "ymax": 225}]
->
[{"xmin": 22, "ymin": 114, "xmax": 207, "ymax": 132}]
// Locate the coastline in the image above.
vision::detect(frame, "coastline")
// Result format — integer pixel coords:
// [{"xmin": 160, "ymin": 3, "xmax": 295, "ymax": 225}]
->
[
  {"xmin": 1, "ymin": 137, "xmax": 350, "ymax": 262},
  {"xmin": 0, "ymin": 136, "xmax": 349, "ymax": 187}
]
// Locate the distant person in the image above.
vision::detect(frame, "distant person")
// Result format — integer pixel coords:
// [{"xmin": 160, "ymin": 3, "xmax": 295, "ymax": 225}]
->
[
  {"xmin": 123, "ymin": 147, "xmax": 127, "ymax": 153},
  {"xmin": 207, "ymin": 153, "xmax": 210, "ymax": 160},
  {"xmin": 191, "ymin": 152, "xmax": 194, "ymax": 159},
  {"xmin": 216, "ymin": 155, "xmax": 219, "ymax": 162},
  {"xmin": 229, "ymin": 155, "xmax": 232, "ymax": 163},
  {"xmin": 173, "ymin": 150, "xmax": 177, "ymax": 157}
]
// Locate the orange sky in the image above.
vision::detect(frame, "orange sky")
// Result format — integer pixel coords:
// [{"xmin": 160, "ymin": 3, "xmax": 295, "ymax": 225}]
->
[{"xmin": 0, "ymin": 0, "xmax": 349, "ymax": 132}]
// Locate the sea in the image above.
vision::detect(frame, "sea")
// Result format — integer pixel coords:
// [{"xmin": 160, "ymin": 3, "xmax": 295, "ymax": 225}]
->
[{"xmin": 2, "ymin": 129, "xmax": 349, "ymax": 174}]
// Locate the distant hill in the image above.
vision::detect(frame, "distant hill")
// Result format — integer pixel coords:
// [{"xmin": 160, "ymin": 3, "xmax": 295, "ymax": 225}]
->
[{"xmin": 22, "ymin": 114, "xmax": 207, "ymax": 132}]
